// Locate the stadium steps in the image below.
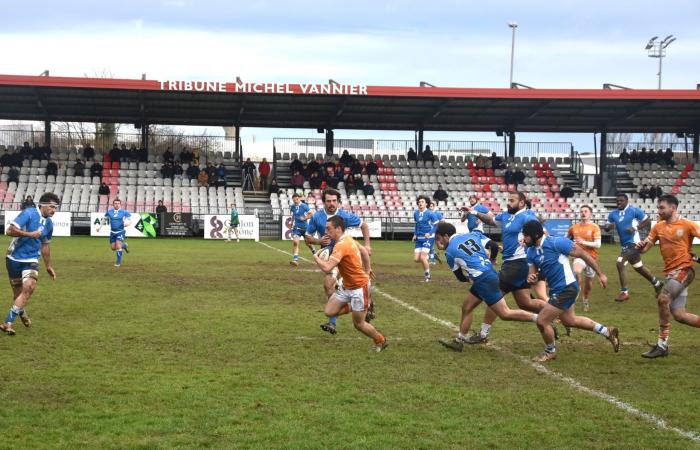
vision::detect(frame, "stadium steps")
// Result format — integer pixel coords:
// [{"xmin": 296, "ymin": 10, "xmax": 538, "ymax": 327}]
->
[{"xmin": 609, "ymin": 164, "xmax": 637, "ymax": 194}]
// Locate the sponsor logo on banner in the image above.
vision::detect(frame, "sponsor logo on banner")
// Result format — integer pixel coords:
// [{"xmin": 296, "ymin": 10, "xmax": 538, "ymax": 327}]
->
[
  {"xmin": 4, "ymin": 211, "xmax": 72, "ymax": 236},
  {"xmin": 204, "ymin": 214, "xmax": 259, "ymax": 241},
  {"xmin": 89, "ymin": 212, "xmax": 155, "ymax": 238},
  {"xmin": 544, "ymin": 219, "xmax": 573, "ymax": 238},
  {"xmin": 280, "ymin": 215, "xmax": 381, "ymax": 240}
]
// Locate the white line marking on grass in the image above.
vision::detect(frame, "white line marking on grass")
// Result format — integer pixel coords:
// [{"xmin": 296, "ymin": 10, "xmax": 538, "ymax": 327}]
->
[{"xmin": 258, "ymin": 241, "xmax": 700, "ymax": 443}]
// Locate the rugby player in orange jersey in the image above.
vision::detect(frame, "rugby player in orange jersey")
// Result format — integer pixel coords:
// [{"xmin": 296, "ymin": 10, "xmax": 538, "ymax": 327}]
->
[
  {"xmin": 567, "ymin": 205, "xmax": 602, "ymax": 312},
  {"xmin": 313, "ymin": 215, "xmax": 387, "ymax": 352},
  {"xmin": 636, "ymin": 194, "xmax": 700, "ymax": 358}
]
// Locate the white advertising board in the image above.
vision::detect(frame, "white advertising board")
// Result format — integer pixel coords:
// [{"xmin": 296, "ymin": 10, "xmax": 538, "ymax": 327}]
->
[{"xmin": 204, "ymin": 214, "xmax": 259, "ymax": 241}]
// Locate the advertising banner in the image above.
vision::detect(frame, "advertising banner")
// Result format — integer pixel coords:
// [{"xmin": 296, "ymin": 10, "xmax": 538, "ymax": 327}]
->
[
  {"xmin": 159, "ymin": 213, "xmax": 195, "ymax": 237},
  {"xmin": 204, "ymin": 214, "xmax": 259, "ymax": 241},
  {"xmin": 4, "ymin": 210, "xmax": 72, "ymax": 236},
  {"xmin": 544, "ymin": 219, "xmax": 572, "ymax": 239},
  {"xmin": 90, "ymin": 212, "xmax": 158, "ymax": 238}
]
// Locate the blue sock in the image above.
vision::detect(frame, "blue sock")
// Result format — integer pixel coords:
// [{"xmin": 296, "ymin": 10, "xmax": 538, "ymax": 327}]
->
[
  {"xmin": 329, "ymin": 316, "xmax": 337, "ymax": 325},
  {"xmin": 5, "ymin": 305, "xmax": 20, "ymax": 324},
  {"xmin": 116, "ymin": 250, "xmax": 123, "ymax": 265},
  {"xmin": 122, "ymin": 242, "xmax": 128, "ymax": 250}
]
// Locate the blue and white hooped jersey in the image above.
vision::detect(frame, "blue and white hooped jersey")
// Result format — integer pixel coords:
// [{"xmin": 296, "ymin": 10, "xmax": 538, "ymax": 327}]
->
[
  {"xmin": 607, "ymin": 205, "xmax": 647, "ymax": 246},
  {"xmin": 494, "ymin": 208, "xmax": 538, "ymax": 261},
  {"xmin": 290, "ymin": 202, "xmax": 310, "ymax": 229},
  {"xmin": 467, "ymin": 203, "xmax": 490, "ymax": 232},
  {"xmin": 105, "ymin": 208, "xmax": 132, "ymax": 233},
  {"xmin": 526, "ymin": 236, "xmax": 577, "ymax": 295},
  {"xmin": 445, "ymin": 231, "xmax": 496, "ymax": 279},
  {"xmin": 7, "ymin": 207, "xmax": 53, "ymax": 263},
  {"xmin": 306, "ymin": 208, "xmax": 362, "ymax": 248},
  {"xmin": 414, "ymin": 209, "xmax": 436, "ymax": 238}
]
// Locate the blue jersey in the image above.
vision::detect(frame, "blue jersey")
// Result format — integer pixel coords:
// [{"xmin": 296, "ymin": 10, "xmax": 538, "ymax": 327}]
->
[
  {"xmin": 306, "ymin": 208, "xmax": 362, "ymax": 246},
  {"xmin": 445, "ymin": 232, "xmax": 496, "ymax": 279},
  {"xmin": 467, "ymin": 203, "xmax": 490, "ymax": 232},
  {"xmin": 607, "ymin": 205, "xmax": 647, "ymax": 246},
  {"xmin": 7, "ymin": 207, "xmax": 53, "ymax": 263},
  {"xmin": 430, "ymin": 209, "xmax": 443, "ymax": 234},
  {"xmin": 526, "ymin": 236, "xmax": 577, "ymax": 295},
  {"xmin": 290, "ymin": 202, "xmax": 310, "ymax": 229},
  {"xmin": 105, "ymin": 208, "xmax": 132, "ymax": 234},
  {"xmin": 494, "ymin": 208, "xmax": 538, "ymax": 261},
  {"xmin": 414, "ymin": 209, "xmax": 436, "ymax": 237}
]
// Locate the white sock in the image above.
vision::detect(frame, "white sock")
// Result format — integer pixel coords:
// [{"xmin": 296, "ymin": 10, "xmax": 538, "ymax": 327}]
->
[
  {"xmin": 457, "ymin": 332, "xmax": 467, "ymax": 341},
  {"xmin": 593, "ymin": 323, "xmax": 610, "ymax": 337},
  {"xmin": 480, "ymin": 323, "xmax": 491, "ymax": 337},
  {"xmin": 531, "ymin": 314, "xmax": 538, "ymax": 322}
]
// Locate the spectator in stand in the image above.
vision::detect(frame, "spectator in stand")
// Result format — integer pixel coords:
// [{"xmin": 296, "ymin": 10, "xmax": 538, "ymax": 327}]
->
[
  {"xmin": 363, "ymin": 181, "xmax": 375, "ymax": 196},
  {"xmin": 163, "ymin": 147, "xmax": 174, "ymax": 163},
  {"xmin": 664, "ymin": 147, "xmax": 675, "ymax": 168},
  {"xmin": 20, "ymin": 142, "xmax": 32, "ymax": 160},
  {"xmin": 650, "ymin": 184, "xmax": 663, "ymax": 201},
  {"xmin": 186, "ymin": 162, "xmax": 200, "ymax": 180},
  {"xmin": 366, "ymin": 159, "xmax": 378, "ymax": 176},
  {"xmin": 118, "ymin": 144, "xmax": 128, "ymax": 162},
  {"xmin": 423, "ymin": 145, "xmax": 435, "ymax": 163},
  {"xmin": 46, "ymin": 159, "xmax": 59, "ymax": 178},
  {"xmin": 630, "ymin": 149, "xmax": 639, "ymax": 163},
  {"xmin": 98, "ymin": 182, "xmax": 110, "ymax": 195},
  {"xmin": 31, "ymin": 143, "xmax": 43, "ymax": 160},
  {"xmin": 433, "ymin": 184, "xmax": 448, "ymax": 203},
  {"xmin": 156, "ymin": 200, "xmax": 168, "ymax": 215},
  {"xmin": 197, "ymin": 169, "xmax": 209, "ymax": 187},
  {"xmin": 560, "ymin": 186, "xmax": 574, "ymax": 199},
  {"xmin": 656, "ymin": 149, "xmax": 665, "ymax": 167},
  {"xmin": 73, "ymin": 159, "xmax": 85, "ymax": 177},
  {"xmin": 491, "ymin": 152, "xmax": 505, "ymax": 170},
  {"xmin": 309, "ymin": 171, "xmax": 322, "ymax": 189},
  {"xmin": 345, "ymin": 173, "xmax": 357, "ymax": 195},
  {"xmin": 291, "ymin": 170, "xmax": 305, "ymax": 189},
  {"xmin": 83, "ymin": 143, "xmax": 95, "ymax": 161},
  {"xmin": 21, "ymin": 195, "xmax": 35, "ymax": 210},
  {"xmin": 42, "ymin": 143, "xmax": 52, "ymax": 160},
  {"xmin": 173, "ymin": 161, "xmax": 184, "ymax": 179},
  {"xmin": 619, "ymin": 148, "xmax": 629, "ymax": 165},
  {"xmin": 350, "ymin": 158, "xmax": 363, "ymax": 175},
  {"xmin": 504, "ymin": 165, "xmax": 515, "ymax": 185},
  {"xmin": 639, "ymin": 147, "xmax": 648, "ymax": 164},
  {"xmin": 203, "ymin": 163, "xmax": 215, "ymax": 181},
  {"xmin": 138, "ymin": 146, "xmax": 148, "ymax": 163},
  {"xmin": 179, "ymin": 147, "xmax": 192, "ymax": 165},
  {"xmin": 323, "ymin": 158, "xmax": 336, "ymax": 172},
  {"xmin": 514, "ymin": 167, "xmax": 526, "ymax": 186},
  {"xmin": 258, "ymin": 158, "xmax": 271, "ymax": 190},
  {"xmin": 241, "ymin": 158, "xmax": 256, "ymax": 190},
  {"xmin": 0, "ymin": 149, "xmax": 11, "ymax": 167},
  {"xmin": 306, "ymin": 158, "xmax": 321, "ymax": 178},
  {"xmin": 290, "ymin": 157, "xmax": 304, "ymax": 174},
  {"xmin": 354, "ymin": 173, "xmax": 365, "ymax": 191},
  {"xmin": 268, "ymin": 178, "xmax": 281, "ymax": 195},
  {"xmin": 109, "ymin": 143, "xmax": 120, "ymax": 162},
  {"xmin": 129, "ymin": 144, "xmax": 139, "ymax": 162},
  {"xmin": 639, "ymin": 184, "xmax": 650, "ymax": 200},
  {"xmin": 648, "ymin": 148, "xmax": 658, "ymax": 165},
  {"xmin": 339, "ymin": 150, "xmax": 354, "ymax": 166},
  {"xmin": 407, "ymin": 147, "xmax": 417, "ymax": 162},
  {"xmin": 325, "ymin": 167, "xmax": 340, "ymax": 189},
  {"xmin": 7, "ymin": 166, "xmax": 19, "ymax": 184}
]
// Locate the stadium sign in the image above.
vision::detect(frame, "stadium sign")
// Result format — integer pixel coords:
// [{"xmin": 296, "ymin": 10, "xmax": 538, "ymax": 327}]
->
[
  {"xmin": 4, "ymin": 210, "xmax": 72, "ymax": 237},
  {"xmin": 204, "ymin": 214, "xmax": 259, "ymax": 241},
  {"xmin": 158, "ymin": 80, "xmax": 368, "ymax": 95},
  {"xmin": 89, "ymin": 212, "xmax": 157, "ymax": 238}
]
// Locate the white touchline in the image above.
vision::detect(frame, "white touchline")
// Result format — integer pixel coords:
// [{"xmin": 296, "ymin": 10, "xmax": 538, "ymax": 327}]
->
[{"xmin": 258, "ymin": 241, "xmax": 700, "ymax": 443}]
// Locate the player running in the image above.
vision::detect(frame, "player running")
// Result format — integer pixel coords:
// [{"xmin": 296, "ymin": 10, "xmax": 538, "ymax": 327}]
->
[
  {"xmin": 313, "ymin": 215, "xmax": 387, "ymax": 352},
  {"xmin": 428, "ymin": 201, "xmax": 443, "ymax": 265},
  {"xmin": 97, "ymin": 198, "xmax": 132, "ymax": 267},
  {"xmin": 522, "ymin": 220, "xmax": 620, "ymax": 362},
  {"xmin": 604, "ymin": 193, "xmax": 663, "ymax": 302},
  {"xmin": 567, "ymin": 205, "xmax": 601, "ymax": 312},
  {"xmin": 459, "ymin": 191, "xmax": 548, "ymax": 343},
  {"xmin": 636, "ymin": 194, "xmax": 700, "ymax": 358},
  {"xmin": 305, "ymin": 188, "xmax": 371, "ymax": 334},
  {"xmin": 1, "ymin": 192, "xmax": 60, "ymax": 336},
  {"xmin": 434, "ymin": 223, "xmax": 538, "ymax": 352},
  {"xmin": 413, "ymin": 195, "xmax": 437, "ymax": 282},
  {"xmin": 289, "ymin": 193, "xmax": 314, "ymax": 266}
]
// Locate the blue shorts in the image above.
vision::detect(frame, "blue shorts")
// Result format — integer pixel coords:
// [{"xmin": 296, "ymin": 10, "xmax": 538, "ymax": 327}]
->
[
  {"xmin": 471, "ymin": 270, "xmax": 505, "ymax": 306},
  {"xmin": 292, "ymin": 227, "xmax": 306, "ymax": 238},
  {"xmin": 548, "ymin": 284, "xmax": 579, "ymax": 310},
  {"xmin": 499, "ymin": 258, "xmax": 530, "ymax": 293},
  {"xmin": 110, "ymin": 230, "xmax": 126, "ymax": 244},
  {"xmin": 6, "ymin": 258, "xmax": 39, "ymax": 283},
  {"xmin": 415, "ymin": 237, "xmax": 434, "ymax": 251}
]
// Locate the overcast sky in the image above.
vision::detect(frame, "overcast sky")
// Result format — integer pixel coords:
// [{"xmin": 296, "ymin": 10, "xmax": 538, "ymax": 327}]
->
[{"xmin": 2, "ymin": 0, "xmax": 699, "ymax": 151}]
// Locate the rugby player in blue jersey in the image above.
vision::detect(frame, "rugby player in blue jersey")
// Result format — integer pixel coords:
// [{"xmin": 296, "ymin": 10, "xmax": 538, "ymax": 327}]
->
[
  {"xmin": 434, "ymin": 222, "xmax": 539, "ymax": 352},
  {"xmin": 289, "ymin": 192, "xmax": 314, "ymax": 266},
  {"xmin": 1, "ymin": 192, "xmax": 60, "ymax": 336},
  {"xmin": 459, "ymin": 192, "xmax": 548, "ymax": 343},
  {"xmin": 97, "ymin": 198, "xmax": 132, "ymax": 267},
  {"xmin": 413, "ymin": 195, "xmax": 438, "ymax": 282},
  {"xmin": 460, "ymin": 194, "xmax": 499, "ymax": 263},
  {"xmin": 305, "ymin": 188, "xmax": 372, "ymax": 334},
  {"xmin": 604, "ymin": 193, "xmax": 663, "ymax": 302},
  {"xmin": 427, "ymin": 200, "xmax": 443, "ymax": 265},
  {"xmin": 522, "ymin": 220, "xmax": 620, "ymax": 362}
]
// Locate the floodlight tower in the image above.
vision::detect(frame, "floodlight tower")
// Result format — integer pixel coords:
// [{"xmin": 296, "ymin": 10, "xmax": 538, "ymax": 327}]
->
[
  {"xmin": 508, "ymin": 22, "xmax": 518, "ymax": 88},
  {"xmin": 646, "ymin": 35, "xmax": 676, "ymax": 89}
]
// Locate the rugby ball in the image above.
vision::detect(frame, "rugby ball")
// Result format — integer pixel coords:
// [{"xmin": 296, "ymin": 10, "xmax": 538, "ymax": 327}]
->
[{"xmin": 317, "ymin": 247, "xmax": 332, "ymax": 261}]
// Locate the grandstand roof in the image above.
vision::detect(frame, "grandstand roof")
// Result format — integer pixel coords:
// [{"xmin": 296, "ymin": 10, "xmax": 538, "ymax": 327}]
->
[{"xmin": 1, "ymin": 74, "xmax": 699, "ymax": 133}]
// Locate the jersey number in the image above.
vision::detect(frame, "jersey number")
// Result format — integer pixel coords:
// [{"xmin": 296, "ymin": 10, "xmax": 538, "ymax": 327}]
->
[{"xmin": 458, "ymin": 239, "xmax": 481, "ymax": 256}]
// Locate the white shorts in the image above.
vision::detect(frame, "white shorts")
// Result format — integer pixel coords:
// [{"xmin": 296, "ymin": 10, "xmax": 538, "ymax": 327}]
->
[
  {"xmin": 335, "ymin": 285, "xmax": 370, "ymax": 312},
  {"xmin": 573, "ymin": 258, "xmax": 596, "ymax": 278}
]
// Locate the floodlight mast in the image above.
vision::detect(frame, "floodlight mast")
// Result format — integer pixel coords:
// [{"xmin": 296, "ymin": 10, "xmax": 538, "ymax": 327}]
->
[
  {"xmin": 508, "ymin": 22, "xmax": 518, "ymax": 88},
  {"xmin": 647, "ymin": 34, "xmax": 675, "ymax": 89}
]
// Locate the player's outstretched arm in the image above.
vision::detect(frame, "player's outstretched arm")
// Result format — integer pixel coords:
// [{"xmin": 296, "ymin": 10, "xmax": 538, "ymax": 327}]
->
[
  {"xmin": 41, "ymin": 242, "xmax": 56, "ymax": 280},
  {"xmin": 570, "ymin": 245, "xmax": 607, "ymax": 288}
]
